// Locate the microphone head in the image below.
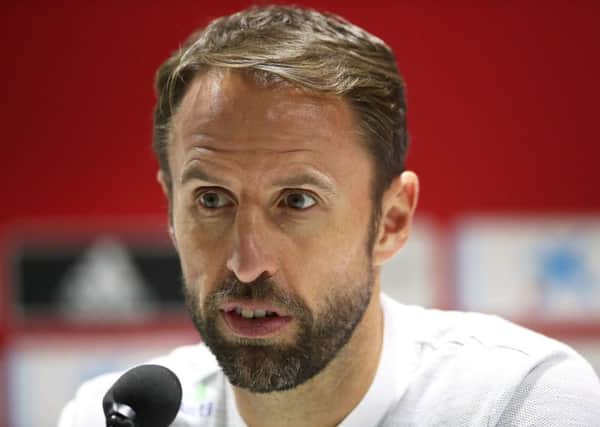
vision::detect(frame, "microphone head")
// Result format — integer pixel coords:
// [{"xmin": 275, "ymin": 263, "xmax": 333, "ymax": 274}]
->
[{"xmin": 102, "ymin": 364, "xmax": 182, "ymax": 427}]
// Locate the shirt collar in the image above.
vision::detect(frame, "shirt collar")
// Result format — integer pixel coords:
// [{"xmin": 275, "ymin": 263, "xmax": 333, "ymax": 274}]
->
[
  {"xmin": 225, "ymin": 293, "xmax": 417, "ymax": 427},
  {"xmin": 339, "ymin": 293, "xmax": 417, "ymax": 427}
]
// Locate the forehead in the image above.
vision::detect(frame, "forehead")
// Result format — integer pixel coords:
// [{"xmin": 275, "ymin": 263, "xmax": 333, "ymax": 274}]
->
[
  {"xmin": 171, "ymin": 69, "xmax": 365, "ymax": 153},
  {"xmin": 165, "ymin": 69, "xmax": 377, "ymax": 197}
]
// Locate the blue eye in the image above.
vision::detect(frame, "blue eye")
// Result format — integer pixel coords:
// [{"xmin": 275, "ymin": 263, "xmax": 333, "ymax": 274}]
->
[
  {"xmin": 283, "ymin": 192, "xmax": 317, "ymax": 210},
  {"xmin": 198, "ymin": 191, "xmax": 231, "ymax": 209}
]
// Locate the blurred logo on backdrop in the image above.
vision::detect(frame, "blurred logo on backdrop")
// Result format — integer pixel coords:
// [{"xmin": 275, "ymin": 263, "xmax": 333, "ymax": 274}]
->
[
  {"xmin": 456, "ymin": 217, "xmax": 600, "ymax": 320},
  {"xmin": 56, "ymin": 238, "xmax": 157, "ymax": 320},
  {"xmin": 536, "ymin": 238, "xmax": 598, "ymax": 314},
  {"xmin": 8, "ymin": 224, "xmax": 184, "ymax": 324}
]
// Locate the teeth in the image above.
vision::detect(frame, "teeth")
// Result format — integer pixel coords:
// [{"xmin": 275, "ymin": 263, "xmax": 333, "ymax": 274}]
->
[{"xmin": 233, "ymin": 307, "xmax": 276, "ymax": 319}]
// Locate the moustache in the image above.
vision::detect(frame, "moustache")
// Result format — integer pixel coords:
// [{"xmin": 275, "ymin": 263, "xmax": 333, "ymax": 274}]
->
[{"xmin": 207, "ymin": 274, "xmax": 307, "ymax": 317}]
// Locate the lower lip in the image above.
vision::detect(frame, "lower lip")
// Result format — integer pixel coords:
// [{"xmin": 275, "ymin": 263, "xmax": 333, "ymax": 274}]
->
[{"xmin": 222, "ymin": 311, "xmax": 292, "ymax": 338}]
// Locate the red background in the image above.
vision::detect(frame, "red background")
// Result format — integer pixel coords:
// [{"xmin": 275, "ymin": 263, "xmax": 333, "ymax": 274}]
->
[{"xmin": 1, "ymin": 1, "xmax": 599, "ymax": 422}]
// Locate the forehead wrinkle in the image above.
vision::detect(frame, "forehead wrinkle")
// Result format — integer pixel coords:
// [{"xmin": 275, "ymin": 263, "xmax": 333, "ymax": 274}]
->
[
  {"xmin": 189, "ymin": 144, "xmax": 314, "ymax": 155},
  {"xmin": 180, "ymin": 151, "xmax": 338, "ymax": 197}
]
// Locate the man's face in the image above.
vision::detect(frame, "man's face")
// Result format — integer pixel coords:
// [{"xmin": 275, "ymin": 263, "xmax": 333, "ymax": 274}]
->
[{"xmin": 166, "ymin": 69, "xmax": 379, "ymax": 392}]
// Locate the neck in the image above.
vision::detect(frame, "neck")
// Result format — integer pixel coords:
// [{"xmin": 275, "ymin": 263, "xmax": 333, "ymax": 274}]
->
[{"xmin": 232, "ymin": 290, "xmax": 384, "ymax": 427}]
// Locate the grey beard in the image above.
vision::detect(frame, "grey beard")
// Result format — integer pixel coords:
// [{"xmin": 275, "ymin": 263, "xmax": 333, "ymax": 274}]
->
[{"xmin": 184, "ymin": 270, "xmax": 374, "ymax": 393}]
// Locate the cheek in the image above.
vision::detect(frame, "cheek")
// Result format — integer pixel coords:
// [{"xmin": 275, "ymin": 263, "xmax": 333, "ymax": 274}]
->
[
  {"xmin": 173, "ymin": 208, "xmax": 230, "ymax": 301},
  {"xmin": 285, "ymin": 219, "xmax": 370, "ymax": 305},
  {"xmin": 323, "ymin": 209, "xmax": 372, "ymax": 268}
]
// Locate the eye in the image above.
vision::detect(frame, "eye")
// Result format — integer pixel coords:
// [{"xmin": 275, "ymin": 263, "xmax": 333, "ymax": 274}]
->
[
  {"xmin": 281, "ymin": 191, "xmax": 317, "ymax": 210},
  {"xmin": 196, "ymin": 190, "xmax": 232, "ymax": 209}
]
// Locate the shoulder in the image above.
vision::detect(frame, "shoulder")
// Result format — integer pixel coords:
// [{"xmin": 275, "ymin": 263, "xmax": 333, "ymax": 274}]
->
[
  {"xmin": 380, "ymin": 295, "xmax": 600, "ymax": 425},
  {"xmin": 383, "ymin": 294, "xmax": 572, "ymax": 357},
  {"xmin": 382, "ymin": 294, "xmax": 581, "ymax": 366},
  {"xmin": 495, "ymin": 352, "xmax": 600, "ymax": 426},
  {"xmin": 57, "ymin": 342, "xmax": 222, "ymax": 427}
]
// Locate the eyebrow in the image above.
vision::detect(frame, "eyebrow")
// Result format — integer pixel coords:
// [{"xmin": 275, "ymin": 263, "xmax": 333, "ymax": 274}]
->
[
  {"xmin": 180, "ymin": 165, "xmax": 337, "ymax": 195},
  {"xmin": 272, "ymin": 172, "xmax": 337, "ymax": 195},
  {"xmin": 180, "ymin": 165, "xmax": 229, "ymax": 187}
]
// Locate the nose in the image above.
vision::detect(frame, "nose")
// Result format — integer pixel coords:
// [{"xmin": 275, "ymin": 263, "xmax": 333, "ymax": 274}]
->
[{"xmin": 226, "ymin": 208, "xmax": 278, "ymax": 283}]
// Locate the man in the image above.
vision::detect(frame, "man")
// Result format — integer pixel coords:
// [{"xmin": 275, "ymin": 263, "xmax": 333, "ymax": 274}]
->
[{"xmin": 59, "ymin": 5, "xmax": 600, "ymax": 426}]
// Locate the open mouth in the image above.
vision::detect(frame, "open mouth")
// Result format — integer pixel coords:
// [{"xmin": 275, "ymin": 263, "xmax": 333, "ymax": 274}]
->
[
  {"xmin": 221, "ymin": 304, "xmax": 292, "ymax": 338},
  {"xmin": 233, "ymin": 307, "xmax": 280, "ymax": 319}
]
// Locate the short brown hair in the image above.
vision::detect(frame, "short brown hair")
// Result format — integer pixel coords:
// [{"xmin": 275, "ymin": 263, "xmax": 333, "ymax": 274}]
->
[{"xmin": 153, "ymin": 5, "xmax": 408, "ymax": 206}]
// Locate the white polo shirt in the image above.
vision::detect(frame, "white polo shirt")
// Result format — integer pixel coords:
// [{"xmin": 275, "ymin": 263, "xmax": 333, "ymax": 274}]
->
[{"xmin": 59, "ymin": 294, "xmax": 600, "ymax": 426}]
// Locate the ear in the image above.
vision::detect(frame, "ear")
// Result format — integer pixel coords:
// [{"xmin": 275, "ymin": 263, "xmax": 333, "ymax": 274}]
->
[
  {"xmin": 157, "ymin": 170, "xmax": 177, "ymax": 250},
  {"xmin": 372, "ymin": 171, "xmax": 419, "ymax": 266}
]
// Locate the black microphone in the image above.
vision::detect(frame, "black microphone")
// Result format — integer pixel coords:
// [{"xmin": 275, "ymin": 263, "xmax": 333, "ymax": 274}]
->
[{"xmin": 102, "ymin": 364, "xmax": 182, "ymax": 427}]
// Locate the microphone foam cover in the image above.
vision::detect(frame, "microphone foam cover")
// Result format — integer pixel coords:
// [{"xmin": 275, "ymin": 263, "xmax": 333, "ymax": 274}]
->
[{"xmin": 102, "ymin": 364, "xmax": 182, "ymax": 427}]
